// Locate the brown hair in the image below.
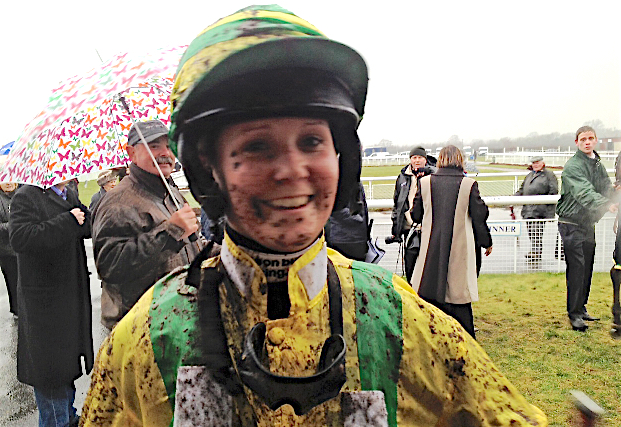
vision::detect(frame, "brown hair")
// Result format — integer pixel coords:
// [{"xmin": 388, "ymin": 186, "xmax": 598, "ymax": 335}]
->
[
  {"xmin": 437, "ymin": 145, "xmax": 464, "ymax": 169},
  {"xmin": 575, "ymin": 125, "xmax": 596, "ymax": 141}
]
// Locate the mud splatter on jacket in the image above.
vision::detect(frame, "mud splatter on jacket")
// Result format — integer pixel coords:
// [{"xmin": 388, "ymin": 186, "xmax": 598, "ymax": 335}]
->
[{"xmin": 80, "ymin": 237, "xmax": 547, "ymax": 426}]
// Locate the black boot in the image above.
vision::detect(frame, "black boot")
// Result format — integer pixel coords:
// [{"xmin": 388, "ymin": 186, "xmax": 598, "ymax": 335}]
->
[{"xmin": 570, "ymin": 317, "xmax": 588, "ymax": 331}]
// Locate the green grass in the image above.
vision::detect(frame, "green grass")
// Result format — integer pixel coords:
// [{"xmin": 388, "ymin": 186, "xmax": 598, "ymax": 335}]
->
[
  {"xmin": 77, "ymin": 180, "xmax": 99, "ymax": 207},
  {"xmin": 362, "ymin": 165, "xmax": 406, "ymax": 177},
  {"xmin": 361, "ymin": 165, "xmax": 521, "ymax": 197},
  {"xmin": 362, "ymin": 164, "xmax": 523, "ymax": 181},
  {"xmin": 77, "ymin": 179, "xmax": 200, "ymax": 209},
  {"xmin": 476, "ymin": 272, "xmax": 621, "ymax": 426}
]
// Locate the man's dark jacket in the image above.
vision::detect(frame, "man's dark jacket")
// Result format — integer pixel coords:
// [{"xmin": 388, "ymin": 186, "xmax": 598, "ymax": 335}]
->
[
  {"xmin": 9, "ymin": 185, "xmax": 93, "ymax": 387},
  {"xmin": 556, "ymin": 150, "xmax": 613, "ymax": 226},
  {"xmin": 92, "ymin": 164, "xmax": 203, "ymax": 328},
  {"xmin": 89, "ymin": 187, "xmax": 107, "ymax": 212},
  {"xmin": 0, "ymin": 189, "xmax": 17, "ymax": 258},
  {"xmin": 391, "ymin": 165, "xmax": 413, "ymax": 237},
  {"xmin": 391, "ymin": 164, "xmax": 435, "ymax": 237},
  {"xmin": 514, "ymin": 168, "xmax": 558, "ymax": 219}
]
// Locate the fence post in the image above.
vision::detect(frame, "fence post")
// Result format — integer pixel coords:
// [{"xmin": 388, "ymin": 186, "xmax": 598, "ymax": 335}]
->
[
  {"xmin": 514, "ymin": 175, "xmax": 518, "ymax": 193},
  {"xmin": 514, "ymin": 235, "xmax": 518, "ymax": 273},
  {"xmin": 556, "ymin": 221, "xmax": 563, "ymax": 273},
  {"xmin": 600, "ymin": 220, "xmax": 607, "ymax": 272}
]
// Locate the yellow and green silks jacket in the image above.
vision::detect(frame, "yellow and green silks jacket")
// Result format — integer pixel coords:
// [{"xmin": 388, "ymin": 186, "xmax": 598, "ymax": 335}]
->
[{"xmin": 81, "ymin": 237, "xmax": 547, "ymax": 426}]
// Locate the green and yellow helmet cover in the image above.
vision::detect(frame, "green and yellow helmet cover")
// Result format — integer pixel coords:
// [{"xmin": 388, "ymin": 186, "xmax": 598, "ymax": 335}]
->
[
  {"xmin": 169, "ymin": 5, "xmax": 367, "ymax": 217},
  {"xmin": 169, "ymin": 4, "xmax": 367, "ymax": 155}
]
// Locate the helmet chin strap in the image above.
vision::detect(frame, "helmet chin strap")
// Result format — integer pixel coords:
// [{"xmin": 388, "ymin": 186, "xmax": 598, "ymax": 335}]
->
[{"xmin": 118, "ymin": 95, "xmax": 181, "ymax": 210}]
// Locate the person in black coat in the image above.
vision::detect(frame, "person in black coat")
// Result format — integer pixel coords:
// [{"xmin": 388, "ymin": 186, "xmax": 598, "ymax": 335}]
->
[
  {"xmin": 388, "ymin": 146, "xmax": 435, "ymax": 281},
  {"xmin": 9, "ymin": 182, "xmax": 93, "ymax": 427},
  {"xmin": 88, "ymin": 170, "xmax": 118, "ymax": 212},
  {"xmin": 0, "ymin": 182, "xmax": 18, "ymax": 317}
]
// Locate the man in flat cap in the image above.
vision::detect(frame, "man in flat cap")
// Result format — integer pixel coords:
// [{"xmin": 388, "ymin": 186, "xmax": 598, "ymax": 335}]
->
[
  {"xmin": 92, "ymin": 119, "xmax": 203, "ymax": 329},
  {"xmin": 514, "ymin": 156, "xmax": 558, "ymax": 264},
  {"xmin": 388, "ymin": 146, "xmax": 435, "ymax": 281}
]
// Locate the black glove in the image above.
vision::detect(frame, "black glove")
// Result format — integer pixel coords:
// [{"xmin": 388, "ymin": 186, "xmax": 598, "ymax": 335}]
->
[{"xmin": 412, "ymin": 166, "xmax": 433, "ymax": 178}]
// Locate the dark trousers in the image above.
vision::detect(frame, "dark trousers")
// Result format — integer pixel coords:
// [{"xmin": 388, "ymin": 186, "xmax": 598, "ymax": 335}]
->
[
  {"xmin": 614, "ymin": 212, "xmax": 621, "ymax": 265},
  {"xmin": 0, "ymin": 255, "xmax": 18, "ymax": 315},
  {"xmin": 526, "ymin": 220, "xmax": 545, "ymax": 256},
  {"xmin": 402, "ymin": 230, "xmax": 420, "ymax": 282},
  {"xmin": 558, "ymin": 222, "xmax": 596, "ymax": 320},
  {"xmin": 421, "ymin": 297, "xmax": 476, "ymax": 339}
]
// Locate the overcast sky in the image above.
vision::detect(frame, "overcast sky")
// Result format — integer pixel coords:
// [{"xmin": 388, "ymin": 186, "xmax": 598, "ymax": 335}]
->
[{"xmin": 1, "ymin": 0, "xmax": 619, "ymax": 149}]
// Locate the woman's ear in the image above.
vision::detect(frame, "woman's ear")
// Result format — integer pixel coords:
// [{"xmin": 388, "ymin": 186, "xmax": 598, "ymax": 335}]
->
[
  {"xmin": 212, "ymin": 171, "xmax": 222, "ymax": 187},
  {"xmin": 200, "ymin": 155, "xmax": 222, "ymax": 188}
]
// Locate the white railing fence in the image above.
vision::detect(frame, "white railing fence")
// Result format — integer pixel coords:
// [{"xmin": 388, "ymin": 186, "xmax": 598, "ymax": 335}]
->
[
  {"xmin": 363, "ymin": 151, "xmax": 619, "ymax": 168},
  {"xmin": 372, "ymin": 216, "xmax": 617, "ymax": 276},
  {"xmin": 361, "ymin": 169, "xmax": 615, "ymax": 200}
]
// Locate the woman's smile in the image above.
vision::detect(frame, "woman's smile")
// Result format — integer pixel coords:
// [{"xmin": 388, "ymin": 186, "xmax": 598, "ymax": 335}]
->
[{"xmin": 262, "ymin": 195, "xmax": 314, "ymax": 210}]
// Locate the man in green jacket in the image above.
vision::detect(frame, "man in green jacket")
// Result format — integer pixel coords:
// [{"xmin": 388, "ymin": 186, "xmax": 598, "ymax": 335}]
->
[{"xmin": 556, "ymin": 125, "xmax": 617, "ymax": 331}]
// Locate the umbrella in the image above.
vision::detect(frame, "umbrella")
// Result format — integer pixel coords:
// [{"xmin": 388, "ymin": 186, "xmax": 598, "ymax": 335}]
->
[
  {"xmin": 0, "ymin": 45, "xmax": 186, "ymax": 187},
  {"xmin": 0, "ymin": 141, "xmax": 14, "ymax": 156}
]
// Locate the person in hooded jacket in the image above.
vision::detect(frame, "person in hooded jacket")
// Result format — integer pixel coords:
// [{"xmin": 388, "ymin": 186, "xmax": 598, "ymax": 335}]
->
[
  {"xmin": 612, "ymin": 151, "xmax": 621, "ymax": 333},
  {"xmin": 556, "ymin": 126, "xmax": 617, "ymax": 331},
  {"xmin": 80, "ymin": 6, "xmax": 546, "ymax": 426},
  {"xmin": 387, "ymin": 146, "xmax": 435, "ymax": 281},
  {"xmin": 514, "ymin": 156, "xmax": 558, "ymax": 262}
]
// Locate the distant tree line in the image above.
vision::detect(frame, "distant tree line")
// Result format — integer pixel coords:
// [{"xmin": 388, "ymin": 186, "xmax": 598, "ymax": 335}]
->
[{"xmin": 379, "ymin": 119, "xmax": 619, "ymax": 153}]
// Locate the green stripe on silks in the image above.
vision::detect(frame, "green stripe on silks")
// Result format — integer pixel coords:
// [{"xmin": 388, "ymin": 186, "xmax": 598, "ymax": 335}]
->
[
  {"xmin": 149, "ymin": 267, "xmax": 203, "ymax": 425},
  {"xmin": 352, "ymin": 261, "xmax": 403, "ymax": 427}
]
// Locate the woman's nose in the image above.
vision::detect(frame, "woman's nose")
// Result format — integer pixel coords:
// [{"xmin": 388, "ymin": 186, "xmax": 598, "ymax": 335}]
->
[{"xmin": 273, "ymin": 149, "xmax": 310, "ymax": 181}]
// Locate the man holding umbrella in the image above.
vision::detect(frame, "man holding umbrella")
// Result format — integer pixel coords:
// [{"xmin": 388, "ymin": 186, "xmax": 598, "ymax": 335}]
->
[{"xmin": 92, "ymin": 119, "xmax": 204, "ymax": 329}]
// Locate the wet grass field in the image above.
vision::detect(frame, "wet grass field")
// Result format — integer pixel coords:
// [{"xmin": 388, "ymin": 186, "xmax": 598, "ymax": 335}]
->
[{"xmin": 477, "ymin": 272, "xmax": 621, "ymax": 426}]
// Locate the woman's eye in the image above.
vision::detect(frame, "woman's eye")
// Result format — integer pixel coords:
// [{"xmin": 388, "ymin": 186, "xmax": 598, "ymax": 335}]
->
[
  {"xmin": 244, "ymin": 140, "xmax": 270, "ymax": 154},
  {"xmin": 299, "ymin": 136, "xmax": 323, "ymax": 151}
]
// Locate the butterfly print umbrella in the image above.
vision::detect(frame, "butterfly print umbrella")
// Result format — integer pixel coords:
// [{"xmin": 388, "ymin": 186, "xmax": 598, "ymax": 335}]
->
[{"xmin": 0, "ymin": 46, "xmax": 186, "ymax": 187}]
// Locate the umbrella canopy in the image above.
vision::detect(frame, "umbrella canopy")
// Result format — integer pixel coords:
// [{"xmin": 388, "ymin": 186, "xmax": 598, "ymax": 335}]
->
[{"xmin": 0, "ymin": 46, "xmax": 186, "ymax": 187}]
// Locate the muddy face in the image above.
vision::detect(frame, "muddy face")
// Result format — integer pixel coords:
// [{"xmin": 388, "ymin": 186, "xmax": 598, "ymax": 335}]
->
[{"xmin": 214, "ymin": 117, "xmax": 339, "ymax": 252}]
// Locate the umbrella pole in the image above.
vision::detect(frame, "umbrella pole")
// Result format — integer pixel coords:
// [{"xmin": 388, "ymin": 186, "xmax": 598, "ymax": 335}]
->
[{"xmin": 118, "ymin": 96, "xmax": 181, "ymax": 210}]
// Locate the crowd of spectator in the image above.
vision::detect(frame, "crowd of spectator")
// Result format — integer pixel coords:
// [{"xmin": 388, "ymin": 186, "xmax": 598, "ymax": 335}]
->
[{"xmin": 0, "ymin": 5, "xmax": 618, "ymax": 424}]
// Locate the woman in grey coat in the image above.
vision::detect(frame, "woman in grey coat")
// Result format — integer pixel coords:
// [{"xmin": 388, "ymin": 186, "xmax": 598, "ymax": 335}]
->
[{"xmin": 514, "ymin": 156, "xmax": 559, "ymax": 261}]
